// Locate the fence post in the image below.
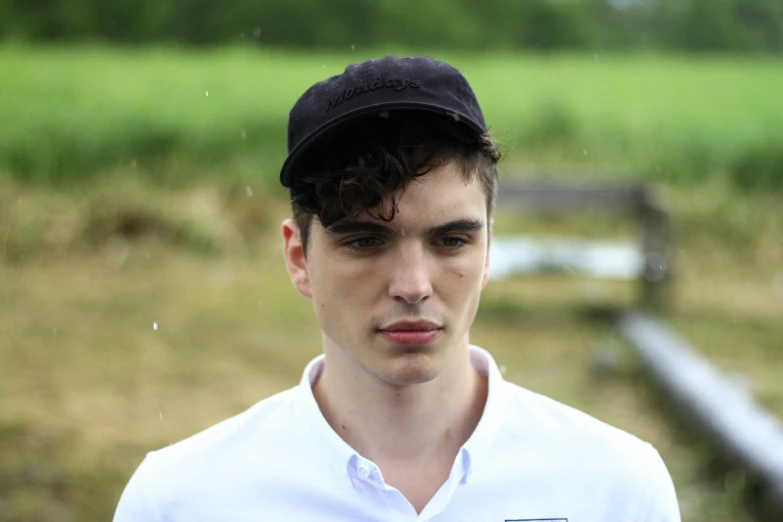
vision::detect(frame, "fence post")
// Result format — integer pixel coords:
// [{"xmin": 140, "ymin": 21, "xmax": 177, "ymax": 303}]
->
[{"xmin": 636, "ymin": 189, "xmax": 675, "ymax": 309}]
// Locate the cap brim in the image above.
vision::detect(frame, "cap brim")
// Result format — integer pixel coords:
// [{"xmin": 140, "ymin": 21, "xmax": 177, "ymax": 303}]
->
[{"xmin": 279, "ymin": 101, "xmax": 485, "ymax": 188}]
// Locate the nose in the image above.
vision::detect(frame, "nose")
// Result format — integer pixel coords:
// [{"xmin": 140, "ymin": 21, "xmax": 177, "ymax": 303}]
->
[{"xmin": 388, "ymin": 244, "xmax": 433, "ymax": 305}]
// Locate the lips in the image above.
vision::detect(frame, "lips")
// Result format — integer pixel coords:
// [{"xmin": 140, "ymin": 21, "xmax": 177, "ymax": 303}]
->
[{"xmin": 378, "ymin": 320, "xmax": 442, "ymax": 346}]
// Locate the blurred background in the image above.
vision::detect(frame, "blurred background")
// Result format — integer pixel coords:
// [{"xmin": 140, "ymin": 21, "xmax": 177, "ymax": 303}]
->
[{"xmin": 1, "ymin": 1, "xmax": 782, "ymax": 521}]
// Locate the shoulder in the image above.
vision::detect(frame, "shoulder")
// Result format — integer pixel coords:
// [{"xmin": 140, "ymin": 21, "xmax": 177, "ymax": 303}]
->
[
  {"xmin": 149, "ymin": 385, "xmax": 300, "ymax": 462},
  {"xmin": 503, "ymin": 381, "xmax": 654, "ymax": 459},
  {"xmin": 499, "ymin": 382, "xmax": 680, "ymax": 520},
  {"xmin": 113, "ymin": 386, "xmax": 301, "ymax": 521}
]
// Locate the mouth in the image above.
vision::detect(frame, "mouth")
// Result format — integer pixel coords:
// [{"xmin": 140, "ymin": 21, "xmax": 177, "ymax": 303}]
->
[{"xmin": 377, "ymin": 320, "xmax": 443, "ymax": 346}]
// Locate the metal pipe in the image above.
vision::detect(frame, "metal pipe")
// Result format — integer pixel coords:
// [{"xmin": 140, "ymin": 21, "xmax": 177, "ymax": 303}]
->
[{"xmin": 616, "ymin": 313, "xmax": 783, "ymax": 519}]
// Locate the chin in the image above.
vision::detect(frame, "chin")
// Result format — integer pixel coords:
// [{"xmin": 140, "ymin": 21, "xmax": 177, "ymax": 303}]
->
[{"xmin": 380, "ymin": 350, "xmax": 442, "ymax": 385}]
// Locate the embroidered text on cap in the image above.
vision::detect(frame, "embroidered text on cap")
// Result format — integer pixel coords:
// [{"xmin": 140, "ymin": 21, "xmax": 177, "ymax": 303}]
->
[{"xmin": 326, "ymin": 77, "xmax": 421, "ymax": 112}]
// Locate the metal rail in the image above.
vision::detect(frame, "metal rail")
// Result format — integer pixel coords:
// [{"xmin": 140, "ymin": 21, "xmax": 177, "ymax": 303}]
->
[
  {"xmin": 495, "ymin": 180, "xmax": 674, "ymax": 308},
  {"xmin": 616, "ymin": 313, "xmax": 783, "ymax": 520}
]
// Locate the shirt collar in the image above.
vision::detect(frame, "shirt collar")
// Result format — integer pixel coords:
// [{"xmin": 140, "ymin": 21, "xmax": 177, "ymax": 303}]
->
[
  {"xmin": 294, "ymin": 344, "xmax": 509, "ymax": 483},
  {"xmin": 460, "ymin": 344, "xmax": 509, "ymax": 479}
]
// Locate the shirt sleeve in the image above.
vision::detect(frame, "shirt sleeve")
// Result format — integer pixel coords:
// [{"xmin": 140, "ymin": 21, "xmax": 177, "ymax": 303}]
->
[
  {"xmin": 113, "ymin": 453, "xmax": 162, "ymax": 522},
  {"xmin": 640, "ymin": 445, "xmax": 681, "ymax": 522}
]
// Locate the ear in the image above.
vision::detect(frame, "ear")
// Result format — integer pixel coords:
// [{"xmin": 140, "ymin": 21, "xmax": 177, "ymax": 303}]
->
[
  {"xmin": 282, "ymin": 218, "xmax": 312, "ymax": 298},
  {"xmin": 481, "ymin": 218, "xmax": 493, "ymax": 289}
]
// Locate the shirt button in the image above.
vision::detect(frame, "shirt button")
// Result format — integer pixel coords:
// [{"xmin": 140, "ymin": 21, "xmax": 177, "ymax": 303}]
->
[{"xmin": 357, "ymin": 464, "xmax": 370, "ymax": 479}]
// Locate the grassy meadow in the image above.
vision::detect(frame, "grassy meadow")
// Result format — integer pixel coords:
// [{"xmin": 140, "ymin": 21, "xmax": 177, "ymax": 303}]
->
[
  {"xmin": 1, "ymin": 44, "xmax": 783, "ymax": 188},
  {"xmin": 1, "ymin": 45, "xmax": 782, "ymax": 522}
]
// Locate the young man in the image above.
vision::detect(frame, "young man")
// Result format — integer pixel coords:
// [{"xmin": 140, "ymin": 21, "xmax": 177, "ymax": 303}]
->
[{"xmin": 114, "ymin": 55, "xmax": 680, "ymax": 521}]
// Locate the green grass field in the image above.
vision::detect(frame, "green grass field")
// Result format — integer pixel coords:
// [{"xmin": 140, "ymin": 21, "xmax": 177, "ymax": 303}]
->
[
  {"xmin": 1, "ymin": 44, "xmax": 782, "ymax": 188},
  {"xmin": 1, "ymin": 46, "xmax": 782, "ymax": 521}
]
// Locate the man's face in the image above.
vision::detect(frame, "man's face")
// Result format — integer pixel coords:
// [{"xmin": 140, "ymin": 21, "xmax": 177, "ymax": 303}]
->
[{"xmin": 283, "ymin": 160, "xmax": 492, "ymax": 386}]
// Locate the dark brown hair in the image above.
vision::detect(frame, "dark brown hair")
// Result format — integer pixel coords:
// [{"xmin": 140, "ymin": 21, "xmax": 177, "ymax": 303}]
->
[{"xmin": 289, "ymin": 112, "xmax": 502, "ymax": 254}]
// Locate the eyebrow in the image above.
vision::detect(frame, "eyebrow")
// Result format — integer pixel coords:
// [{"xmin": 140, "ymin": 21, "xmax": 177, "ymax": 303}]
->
[
  {"xmin": 424, "ymin": 218, "xmax": 484, "ymax": 236},
  {"xmin": 325, "ymin": 218, "xmax": 484, "ymax": 237}
]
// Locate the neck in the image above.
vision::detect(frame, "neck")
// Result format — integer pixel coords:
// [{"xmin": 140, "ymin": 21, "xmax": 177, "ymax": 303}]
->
[{"xmin": 312, "ymin": 339, "xmax": 488, "ymax": 467}]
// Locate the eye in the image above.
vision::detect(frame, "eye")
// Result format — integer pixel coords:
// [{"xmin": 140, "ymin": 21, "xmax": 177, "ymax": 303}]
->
[
  {"xmin": 347, "ymin": 237, "xmax": 383, "ymax": 249},
  {"xmin": 437, "ymin": 237, "xmax": 467, "ymax": 249}
]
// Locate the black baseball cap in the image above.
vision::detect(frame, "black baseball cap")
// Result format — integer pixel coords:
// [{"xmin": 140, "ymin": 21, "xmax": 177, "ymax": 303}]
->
[{"xmin": 279, "ymin": 54, "xmax": 488, "ymax": 188}]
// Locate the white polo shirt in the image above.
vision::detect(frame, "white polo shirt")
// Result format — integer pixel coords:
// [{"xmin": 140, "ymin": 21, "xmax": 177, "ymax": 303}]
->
[{"xmin": 114, "ymin": 345, "xmax": 680, "ymax": 521}]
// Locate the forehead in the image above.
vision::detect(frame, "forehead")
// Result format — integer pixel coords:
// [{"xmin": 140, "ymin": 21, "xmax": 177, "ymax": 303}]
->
[{"xmin": 378, "ymin": 162, "xmax": 486, "ymax": 229}]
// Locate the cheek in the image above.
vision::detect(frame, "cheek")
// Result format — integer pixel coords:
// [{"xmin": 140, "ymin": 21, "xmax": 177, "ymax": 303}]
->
[
  {"xmin": 310, "ymin": 257, "xmax": 380, "ymax": 311},
  {"xmin": 439, "ymin": 253, "xmax": 486, "ymax": 293},
  {"xmin": 453, "ymin": 256, "xmax": 487, "ymax": 319}
]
